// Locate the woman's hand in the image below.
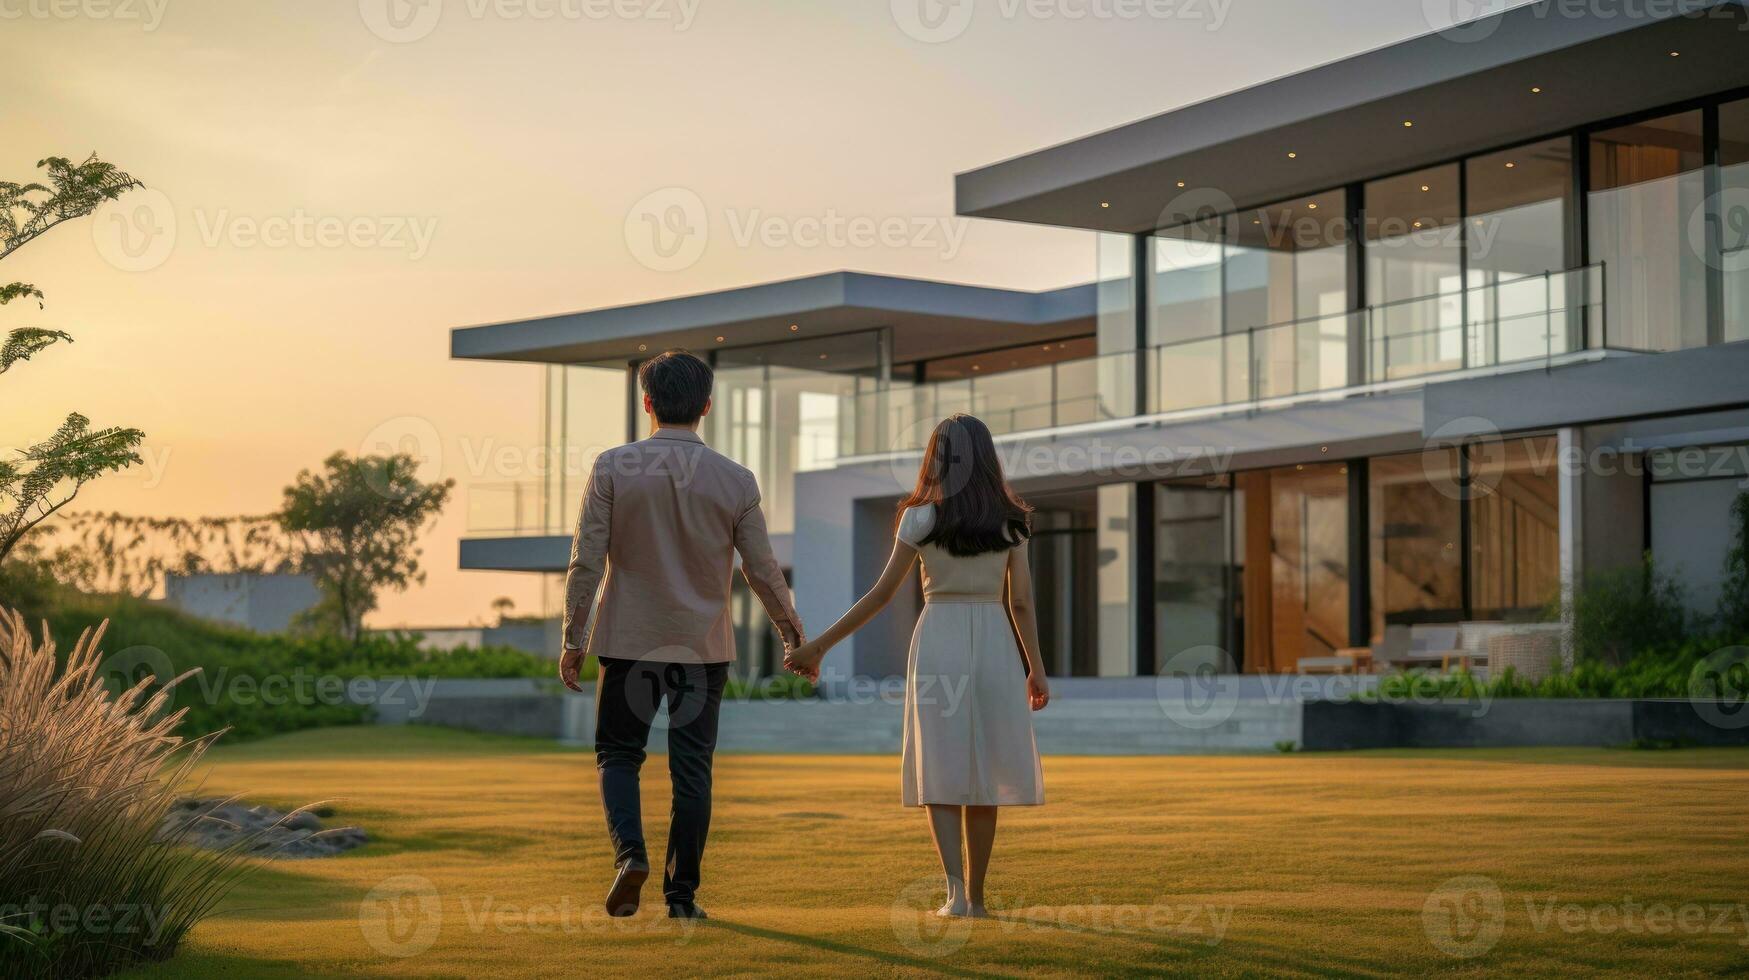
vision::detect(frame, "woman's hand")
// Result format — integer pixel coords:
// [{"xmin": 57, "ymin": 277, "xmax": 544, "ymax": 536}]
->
[
  {"xmin": 784, "ymin": 640, "xmax": 824, "ymax": 681},
  {"xmin": 1027, "ymin": 671, "xmax": 1050, "ymax": 711}
]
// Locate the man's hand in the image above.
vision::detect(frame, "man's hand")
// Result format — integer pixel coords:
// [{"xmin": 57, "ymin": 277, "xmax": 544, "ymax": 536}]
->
[{"xmin": 559, "ymin": 647, "xmax": 586, "ymax": 693}]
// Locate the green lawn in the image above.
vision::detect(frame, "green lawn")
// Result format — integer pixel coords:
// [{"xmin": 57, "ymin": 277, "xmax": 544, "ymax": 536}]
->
[{"xmin": 126, "ymin": 727, "xmax": 1749, "ymax": 978}]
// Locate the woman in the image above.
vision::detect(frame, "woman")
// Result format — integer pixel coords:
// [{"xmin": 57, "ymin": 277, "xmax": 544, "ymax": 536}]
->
[{"xmin": 786, "ymin": 414, "xmax": 1049, "ymax": 919}]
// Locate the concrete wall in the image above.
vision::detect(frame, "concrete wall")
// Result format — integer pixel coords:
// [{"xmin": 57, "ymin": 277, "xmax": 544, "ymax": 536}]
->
[{"xmin": 162, "ymin": 572, "xmax": 319, "ymax": 634}]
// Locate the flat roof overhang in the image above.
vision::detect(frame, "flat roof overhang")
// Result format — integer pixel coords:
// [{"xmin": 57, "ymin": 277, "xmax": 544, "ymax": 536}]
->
[
  {"xmin": 450, "ymin": 271, "xmax": 1097, "ymax": 370},
  {"xmin": 956, "ymin": 0, "xmax": 1749, "ymax": 233}
]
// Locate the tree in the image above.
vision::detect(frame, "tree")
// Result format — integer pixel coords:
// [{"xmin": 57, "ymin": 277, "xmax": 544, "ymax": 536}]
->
[
  {"xmin": 278, "ymin": 452, "xmax": 453, "ymax": 642},
  {"xmin": 1722, "ymin": 490, "xmax": 1749, "ymax": 638},
  {"xmin": 0, "ymin": 155, "xmax": 147, "ymax": 564}
]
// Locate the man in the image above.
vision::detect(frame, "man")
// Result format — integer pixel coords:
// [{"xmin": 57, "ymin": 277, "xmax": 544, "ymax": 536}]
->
[{"xmin": 559, "ymin": 349, "xmax": 804, "ymax": 920}]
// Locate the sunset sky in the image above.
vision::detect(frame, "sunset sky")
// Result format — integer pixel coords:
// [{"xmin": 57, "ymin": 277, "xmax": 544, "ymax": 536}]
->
[{"xmin": 0, "ymin": 0, "xmax": 1525, "ymax": 626}]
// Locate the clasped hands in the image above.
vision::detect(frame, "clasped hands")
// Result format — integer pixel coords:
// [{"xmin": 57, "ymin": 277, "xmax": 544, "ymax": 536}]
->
[{"xmin": 782, "ymin": 632, "xmax": 825, "ymax": 682}]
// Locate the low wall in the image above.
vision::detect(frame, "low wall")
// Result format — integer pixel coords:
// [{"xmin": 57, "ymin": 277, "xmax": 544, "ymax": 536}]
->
[
  {"xmin": 1301, "ymin": 699, "xmax": 1749, "ymax": 750},
  {"xmin": 359, "ymin": 679, "xmax": 1300, "ymax": 754}
]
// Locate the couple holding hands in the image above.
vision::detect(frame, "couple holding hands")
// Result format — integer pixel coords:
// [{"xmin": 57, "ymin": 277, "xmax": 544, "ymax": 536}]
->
[{"xmin": 559, "ymin": 349, "xmax": 1048, "ymax": 921}]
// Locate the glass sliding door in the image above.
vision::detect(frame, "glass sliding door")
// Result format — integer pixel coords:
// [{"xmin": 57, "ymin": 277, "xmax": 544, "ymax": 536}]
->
[
  {"xmin": 1234, "ymin": 463, "xmax": 1349, "ymax": 672},
  {"xmin": 1369, "ymin": 451, "xmax": 1464, "ymax": 643},
  {"xmin": 1469, "ymin": 436, "xmax": 1562, "ymax": 620},
  {"xmin": 1589, "ymin": 111, "xmax": 1709, "ymax": 351},
  {"xmin": 1466, "ymin": 138, "xmax": 1575, "ymax": 363},
  {"xmin": 1154, "ymin": 479, "xmax": 1240, "ymax": 672},
  {"xmin": 1365, "ymin": 165, "xmax": 1463, "ymax": 381},
  {"xmin": 1028, "ymin": 495, "xmax": 1099, "ymax": 678}
]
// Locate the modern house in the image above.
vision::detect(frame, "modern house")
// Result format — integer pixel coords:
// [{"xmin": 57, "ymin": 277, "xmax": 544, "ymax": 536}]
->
[{"xmin": 456, "ymin": 0, "xmax": 1749, "ymax": 691}]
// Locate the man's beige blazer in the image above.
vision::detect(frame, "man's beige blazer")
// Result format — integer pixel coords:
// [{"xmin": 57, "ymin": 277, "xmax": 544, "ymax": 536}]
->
[{"xmin": 561, "ymin": 428, "xmax": 802, "ymax": 663}]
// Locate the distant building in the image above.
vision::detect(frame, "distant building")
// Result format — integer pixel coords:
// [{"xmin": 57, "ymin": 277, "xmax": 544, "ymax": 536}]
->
[{"xmin": 162, "ymin": 572, "xmax": 321, "ymax": 634}]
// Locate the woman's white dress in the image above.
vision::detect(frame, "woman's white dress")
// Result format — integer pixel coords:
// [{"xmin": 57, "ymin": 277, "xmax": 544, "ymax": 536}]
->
[{"xmin": 897, "ymin": 504, "xmax": 1044, "ymax": 808}]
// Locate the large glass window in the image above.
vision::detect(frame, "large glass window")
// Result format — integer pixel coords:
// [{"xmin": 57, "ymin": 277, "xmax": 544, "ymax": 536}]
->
[
  {"xmin": 1150, "ymin": 217, "xmax": 1227, "ymax": 411},
  {"xmin": 1369, "ymin": 451, "xmax": 1464, "ymax": 643},
  {"xmin": 1721, "ymin": 98, "xmax": 1749, "ymax": 344},
  {"xmin": 1469, "ymin": 436, "xmax": 1562, "ymax": 620},
  {"xmin": 1233, "ymin": 462, "xmax": 1349, "ymax": 673},
  {"xmin": 1227, "ymin": 191, "xmax": 1348, "ymax": 400},
  {"xmin": 1366, "ymin": 165, "xmax": 1462, "ymax": 381},
  {"xmin": 711, "ymin": 332, "xmax": 879, "ymax": 534},
  {"xmin": 1590, "ymin": 111, "xmax": 1709, "ymax": 351},
  {"xmin": 1467, "ymin": 138, "xmax": 1576, "ymax": 363}
]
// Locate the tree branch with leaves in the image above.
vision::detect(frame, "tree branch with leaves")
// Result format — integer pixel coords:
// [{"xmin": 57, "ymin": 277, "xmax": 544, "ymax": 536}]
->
[
  {"xmin": 278, "ymin": 452, "xmax": 454, "ymax": 642},
  {"xmin": 0, "ymin": 154, "xmax": 147, "ymax": 566}
]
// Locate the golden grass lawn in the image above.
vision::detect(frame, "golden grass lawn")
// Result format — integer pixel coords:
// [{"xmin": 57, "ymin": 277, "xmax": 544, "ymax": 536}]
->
[{"xmin": 125, "ymin": 727, "xmax": 1749, "ymax": 978}]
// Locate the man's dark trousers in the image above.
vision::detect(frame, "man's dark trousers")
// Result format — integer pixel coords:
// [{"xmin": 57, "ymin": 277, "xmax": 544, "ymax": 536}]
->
[{"xmin": 594, "ymin": 656, "xmax": 728, "ymax": 905}]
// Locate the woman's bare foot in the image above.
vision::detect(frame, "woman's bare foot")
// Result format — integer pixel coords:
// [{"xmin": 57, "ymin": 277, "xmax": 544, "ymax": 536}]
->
[{"xmin": 935, "ymin": 881, "xmax": 970, "ymax": 917}]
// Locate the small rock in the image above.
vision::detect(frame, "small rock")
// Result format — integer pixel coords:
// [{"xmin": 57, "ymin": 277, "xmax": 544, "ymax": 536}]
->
[{"xmin": 160, "ymin": 799, "xmax": 368, "ymax": 860}]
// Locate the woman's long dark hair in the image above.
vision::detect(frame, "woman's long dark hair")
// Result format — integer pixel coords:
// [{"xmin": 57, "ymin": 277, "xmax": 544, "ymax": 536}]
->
[{"xmin": 897, "ymin": 414, "xmax": 1032, "ymax": 557}]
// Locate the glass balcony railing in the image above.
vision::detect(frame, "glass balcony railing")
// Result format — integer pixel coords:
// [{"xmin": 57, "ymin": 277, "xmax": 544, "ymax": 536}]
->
[
  {"xmin": 840, "ymin": 264, "xmax": 1611, "ymax": 459},
  {"xmin": 845, "ymin": 350, "xmax": 1138, "ymax": 456}
]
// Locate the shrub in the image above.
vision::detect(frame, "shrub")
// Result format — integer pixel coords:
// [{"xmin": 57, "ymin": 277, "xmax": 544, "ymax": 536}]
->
[
  {"xmin": 40, "ymin": 593, "xmax": 557, "ymax": 740},
  {"xmin": 1568, "ymin": 555, "xmax": 1689, "ymax": 666},
  {"xmin": 1721, "ymin": 490, "xmax": 1749, "ymax": 638},
  {"xmin": 0, "ymin": 609, "xmax": 282, "ymax": 979}
]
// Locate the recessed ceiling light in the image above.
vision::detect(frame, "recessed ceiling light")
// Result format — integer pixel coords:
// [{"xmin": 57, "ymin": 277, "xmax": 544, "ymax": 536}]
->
[
  {"xmin": 971, "ymin": 364, "xmax": 981, "ymax": 371},
  {"xmin": 1505, "ymin": 161, "xmax": 1516, "ymax": 169},
  {"xmin": 789, "ymin": 324, "xmax": 799, "ymax": 331},
  {"xmin": 637, "ymin": 344, "xmax": 648, "ymax": 352},
  {"xmin": 1669, "ymin": 50, "xmax": 1680, "ymax": 57},
  {"xmin": 715, "ymin": 335, "xmax": 725, "ymax": 342},
  {"xmin": 1307, "ymin": 203, "xmax": 1318, "ymax": 210},
  {"xmin": 1413, "ymin": 221, "xmax": 1423, "ymax": 228},
  {"xmin": 1403, "ymin": 120, "xmax": 1414, "ymax": 128},
  {"xmin": 1252, "ymin": 218, "xmax": 1261, "ymax": 224},
  {"xmin": 1177, "ymin": 180, "xmax": 1187, "ymax": 188},
  {"xmin": 818, "ymin": 353, "xmax": 828, "ymax": 360},
  {"xmin": 1100, "ymin": 201, "xmax": 1110, "ymax": 208},
  {"xmin": 1287, "ymin": 152, "xmax": 1297, "ymax": 159},
  {"xmin": 1421, "ymin": 184, "xmax": 1430, "ymax": 192},
  {"xmin": 1530, "ymin": 86, "xmax": 1542, "ymax": 93}
]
